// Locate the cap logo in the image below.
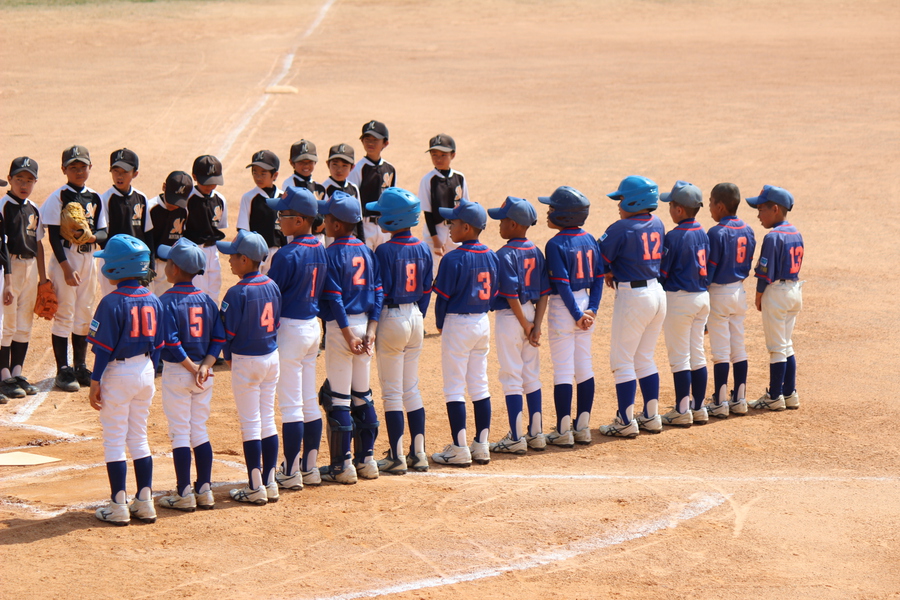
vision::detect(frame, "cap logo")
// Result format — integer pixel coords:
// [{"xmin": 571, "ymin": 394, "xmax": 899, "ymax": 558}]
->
[
  {"xmin": 255, "ymin": 151, "xmax": 265, "ymax": 162},
  {"xmin": 367, "ymin": 121, "xmax": 376, "ymax": 130},
  {"xmin": 300, "ymin": 143, "xmax": 308, "ymax": 153},
  {"xmin": 72, "ymin": 148, "xmax": 80, "ymax": 157},
  {"xmin": 23, "ymin": 158, "xmax": 31, "ymax": 167},
  {"xmin": 435, "ymin": 136, "xmax": 443, "ymax": 145},
  {"xmin": 177, "ymin": 184, "xmax": 186, "ymax": 195},
  {"xmin": 338, "ymin": 144, "xmax": 346, "ymax": 153},
  {"xmin": 116, "ymin": 150, "xmax": 124, "ymax": 161},
  {"xmin": 208, "ymin": 164, "xmax": 216, "ymax": 175}
]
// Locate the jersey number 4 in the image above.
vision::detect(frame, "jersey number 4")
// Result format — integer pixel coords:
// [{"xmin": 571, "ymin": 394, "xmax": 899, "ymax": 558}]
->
[
  {"xmin": 129, "ymin": 306, "xmax": 157, "ymax": 338},
  {"xmin": 260, "ymin": 301, "xmax": 275, "ymax": 332}
]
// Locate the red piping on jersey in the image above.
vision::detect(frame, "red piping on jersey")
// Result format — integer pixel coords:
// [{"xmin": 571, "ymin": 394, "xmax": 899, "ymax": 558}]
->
[
  {"xmin": 458, "ymin": 242, "xmax": 489, "ymax": 253},
  {"xmin": 225, "ymin": 328, "xmax": 237, "ymax": 336},
  {"xmin": 627, "ymin": 215, "xmax": 653, "ymax": 222},
  {"xmin": 87, "ymin": 336, "xmax": 114, "ymax": 352},
  {"xmin": 498, "ymin": 291, "xmax": 518, "ymax": 298},
  {"xmin": 432, "ymin": 287, "xmax": 450, "ymax": 299},
  {"xmin": 550, "ymin": 276, "xmax": 570, "ymax": 283},
  {"xmin": 556, "ymin": 230, "xmax": 588, "ymax": 237},
  {"xmin": 330, "ymin": 236, "xmax": 364, "ymax": 247},
  {"xmin": 291, "ymin": 235, "xmax": 321, "ymax": 248},
  {"xmin": 541, "ymin": 287, "xmax": 552, "ymax": 295},
  {"xmin": 165, "ymin": 341, "xmax": 182, "ymax": 347}
]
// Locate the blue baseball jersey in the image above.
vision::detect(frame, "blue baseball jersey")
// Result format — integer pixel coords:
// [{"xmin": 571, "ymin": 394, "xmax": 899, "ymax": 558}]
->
[
  {"xmin": 433, "ymin": 240, "xmax": 499, "ymax": 330},
  {"xmin": 374, "ymin": 230, "xmax": 433, "ymax": 316},
  {"xmin": 320, "ymin": 235, "xmax": 383, "ymax": 329},
  {"xmin": 707, "ymin": 216, "xmax": 756, "ymax": 285},
  {"xmin": 159, "ymin": 282, "xmax": 226, "ymax": 363},
  {"xmin": 220, "ymin": 271, "xmax": 281, "ymax": 360},
  {"xmin": 493, "ymin": 238, "xmax": 550, "ymax": 311},
  {"xmin": 659, "ymin": 219, "xmax": 711, "ymax": 293},
  {"xmin": 268, "ymin": 233, "xmax": 327, "ymax": 321},
  {"xmin": 755, "ymin": 221, "xmax": 804, "ymax": 292},
  {"xmin": 599, "ymin": 214, "xmax": 666, "ymax": 282},
  {"xmin": 545, "ymin": 228, "xmax": 602, "ymax": 321},
  {"xmin": 87, "ymin": 280, "xmax": 164, "ymax": 381}
]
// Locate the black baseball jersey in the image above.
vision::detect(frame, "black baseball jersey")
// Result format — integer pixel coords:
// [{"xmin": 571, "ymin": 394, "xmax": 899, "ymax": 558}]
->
[
  {"xmin": 0, "ymin": 192, "xmax": 41, "ymax": 259},
  {"xmin": 237, "ymin": 186, "xmax": 285, "ymax": 248},
  {"xmin": 282, "ymin": 173, "xmax": 326, "ymax": 200},
  {"xmin": 40, "ymin": 184, "xmax": 104, "ymax": 232},
  {"xmin": 418, "ymin": 169, "xmax": 469, "ymax": 237},
  {"xmin": 322, "ymin": 177, "xmax": 365, "ymax": 241},
  {"xmin": 183, "ymin": 188, "xmax": 228, "ymax": 247},
  {"xmin": 148, "ymin": 195, "xmax": 188, "ymax": 254},
  {"xmin": 348, "ymin": 157, "xmax": 396, "ymax": 217},
  {"xmin": 101, "ymin": 186, "xmax": 151, "ymax": 240}
]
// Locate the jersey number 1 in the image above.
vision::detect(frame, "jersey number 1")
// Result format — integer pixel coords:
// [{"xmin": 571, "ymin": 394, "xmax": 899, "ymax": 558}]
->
[{"xmin": 129, "ymin": 306, "xmax": 157, "ymax": 338}]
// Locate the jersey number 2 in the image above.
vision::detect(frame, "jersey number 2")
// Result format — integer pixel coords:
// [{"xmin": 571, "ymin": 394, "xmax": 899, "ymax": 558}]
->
[
  {"xmin": 129, "ymin": 306, "xmax": 156, "ymax": 338},
  {"xmin": 352, "ymin": 256, "xmax": 366, "ymax": 286}
]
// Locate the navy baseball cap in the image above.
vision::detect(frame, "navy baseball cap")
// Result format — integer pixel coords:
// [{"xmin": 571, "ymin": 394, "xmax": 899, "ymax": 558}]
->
[
  {"xmin": 110, "ymin": 148, "xmax": 139, "ymax": 172},
  {"xmin": 290, "ymin": 139, "xmax": 317, "ymax": 162},
  {"xmin": 488, "ymin": 196, "xmax": 537, "ymax": 226},
  {"xmin": 9, "ymin": 156, "xmax": 38, "ymax": 178},
  {"xmin": 62, "ymin": 145, "xmax": 91, "ymax": 167},
  {"xmin": 361, "ymin": 120, "xmax": 389, "ymax": 140},
  {"xmin": 660, "ymin": 180, "xmax": 703, "ymax": 208},
  {"xmin": 247, "ymin": 149, "xmax": 280, "ymax": 171},
  {"xmin": 163, "ymin": 171, "xmax": 193, "ymax": 208},
  {"xmin": 318, "ymin": 190, "xmax": 362, "ymax": 224},
  {"xmin": 217, "ymin": 229, "xmax": 269, "ymax": 262},
  {"xmin": 327, "ymin": 143, "xmax": 355, "ymax": 163},
  {"xmin": 158, "ymin": 238, "xmax": 206, "ymax": 275},
  {"xmin": 192, "ymin": 155, "xmax": 224, "ymax": 185},
  {"xmin": 746, "ymin": 185, "xmax": 794, "ymax": 211},
  {"xmin": 427, "ymin": 134, "xmax": 456, "ymax": 153},
  {"xmin": 0, "ymin": 177, "xmax": 5, "ymax": 187},
  {"xmin": 439, "ymin": 199, "xmax": 487, "ymax": 230},
  {"xmin": 268, "ymin": 186, "xmax": 318, "ymax": 217}
]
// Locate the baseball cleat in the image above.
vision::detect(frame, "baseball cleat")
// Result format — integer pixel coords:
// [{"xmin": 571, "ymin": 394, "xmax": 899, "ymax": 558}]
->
[
  {"xmin": 783, "ymin": 390, "xmax": 800, "ymax": 410},
  {"xmin": 129, "ymin": 498, "xmax": 158, "ymax": 523},
  {"xmin": 728, "ymin": 395, "xmax": 748, "ymax": 415},
  {"xmin": 229, "ymin": 485, "xmax": 268, "ymax": 505},
  {"xmin": 95, "ymin": 501, "xmax": 130, "ymax": 526},
  {"xmin": 636, "ymin": 413, "xmax": 662, "ymax": 434},
  {"xmin": 158, "ymin": 491, "xmax": 197, "ymax": 512},
  {"xmin": 706, "ymin": 398, "xmax": 730, "ymax": 419},
  {"xmin": 195, "ymin": 489, "xmax": 215, "ymax": 510},
  {"xmin": 525, "ymin": 432, "xmax": 547, "ymax": 451},
  {"xmin": 301, "ymin": 468, "xmax": 322, "ymax": 486},
  {"xmin": 265, "ymin": 481, "xmax": 280, "ymax": 502},
  {"xmin": 275, "ymin": 467, "xmax": 304, "ymax": 491},
  {"xmin": 749, "ymin": 392, "xmax": 786, "ymax": 411},
  {"xmin": 74, "ymin": 364, "xmax": 93, "ymax": 388},
  {"xmin": 355, "ymin": 460, "xmax": 379, "ymax": 480},
  {"xmin": 15, "ymin": 376, "xmax": 40, "ymax": 396},
  {"xmin": 573, "ymin": 427, "xmax": 592, "ymax": 445},
  {"xmin": 431, "ymin": 444, "xmax": 472, "ymax": 467},
  {"xmin": 55, "ymin": 366, "xmax": 80, "ymax": 393},
  {"xmin": 2, "ymin": 377, "xmax": 26, "ymax": 399},
  {"xmin": 489, "ymin": 433, "xmax": 527, "ymax": 455},
  {"xmin": 691, "ymin": 406, "xmax": 709, "ymax": 424},
  {"xmin": 320, "ymin": 464, "xmax": 358, "ymax": 484},
  {"xmin": 470, "ymin": 441, "xmax": 490, "ymax": 465},
  {"xmin": 545, "ymin": 427, "xmax": 575, "ymax": 448},
  {"xmin": 406, "ymin": 452, "xmax": 430, "ymax": 472},
  {"xmin": 661, "ymin": 408, "xmax": 693, "ymax": 427},
  {"xmin": 377, "ymin": 453, "xmax": 408, "ymax": 475},
  {"xmin": 599, "ymin": 416, "xmax": 639, "ymax": 438}
]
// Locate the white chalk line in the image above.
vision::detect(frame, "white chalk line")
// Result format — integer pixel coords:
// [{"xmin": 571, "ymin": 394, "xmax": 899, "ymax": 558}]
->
[
  {"xmin": 217, "ymin": 0, "xmax": 336, "ymax": 162},
  {"xmin": 311, "ymin": 493, "xmax": 725, "ymax": 600},
  {"xmin": 414, "ymin": 472, "xmax": 900, "ymax": 484}
]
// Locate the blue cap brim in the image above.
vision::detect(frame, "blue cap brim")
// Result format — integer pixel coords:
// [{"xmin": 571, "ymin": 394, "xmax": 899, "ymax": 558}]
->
[
  {"xmin": 745, "ymin": 196, "xmax": 763, "ymax": 207},
  {"xmin": 216, "ymin": 240, "xmax": 238, "ymax": 255},
  {"xmin": 316, "ymin": 199, "xmax": 331, "ymax": 215},
  {"xmin": 365, "ymin": 201, "xmax": 381, "ymax": 213},
  {"xmin": 659, "ymin": 192, "xmax": 672, "ymax": 203},
  {"xmin": 157, "ymin": 245, "xmax": 173, "ymax": 260},
  {"xmin": 537, "ymin": 196, "xmax": 552, "ymax": 205},
  {"xmin": 487, "ymin": 207, "xmax": 506, "ymax": 220},
  {"xmin": 267, "ymin": 197, "xmax": 290, "ymax": 211},
  {"xmin": 438, "ymin": 207, "xmax": 455, "ymax": 220}
]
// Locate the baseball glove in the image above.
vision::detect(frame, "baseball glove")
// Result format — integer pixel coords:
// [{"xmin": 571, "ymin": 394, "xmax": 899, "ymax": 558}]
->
[
  {"xmin": 139, "ymin": 267, "xmax": 156, "ymax": 288},
  {"xmin": 34, "ymin": 281, "xmax": 59, "ymax": 320},
  {"xmin": 59, "ymin": 202, "xmax": 93, "ymax": 245}
]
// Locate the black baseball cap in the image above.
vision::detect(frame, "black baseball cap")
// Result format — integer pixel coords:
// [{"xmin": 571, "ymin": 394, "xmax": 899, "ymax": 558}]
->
[
  {"xmin": 164, "ymin": 171, "xmax": 193, "ymax": 208},
  {"xmin": 427, "ymin": 134, "xmax": 456, "ymax": 153},
  {"xmin": 192, "ymin": 155, "xmax": 224, "ymax": 185},
  {"xmin": 290, "ymin": 140, "xmax": 318, "ymax": 162},
  {"xmin": 0, "ymin": 178, "xmax": 5, "ymax": 187},
  {"xmin": 110, "ymin": 148, "xmax": 139, "ymax": 172},
  {"xmin": 246, "ymin": 149, "xmax": 280, "ymax": 171},
  {"xmin": 62, "ymin": 145, "xmax": 91, "ymax": 167},
  {"xmin": 9, "ymin": 156, "xmax": 39, "ymax": 178},
  {"xmin": 327, "ymin": 143, "xmax": 355, "ymax": 163},
  {"xmin": 361, "ymin": 120, "xmax": 389, "ymax": 140}
]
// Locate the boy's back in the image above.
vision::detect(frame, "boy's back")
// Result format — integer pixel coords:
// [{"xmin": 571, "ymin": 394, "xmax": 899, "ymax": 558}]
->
[
  {"xmin": 159, "ymin": 283, "xmax": 224, "ymax": 363},
  {"xmin": 708, "ymin": 216, "xmax": 756, "ymax": 285},
  {"xmin": 221, "ymin": 272, "xmax": 281, "ymax": 358},
  {"xmin": 599, "ymin": 214, "xmax": 666, "ymax": 283},
  {"xmin": 321, "ymin": 236, "xmax": 381, "ymax": 325},
  {"xmin": 433, "ymin": 239, "xmax": 499, "ymax": 327},
  {"xmin": 660, "ymin": 219, "xmax": 710, "ymax": 293}
]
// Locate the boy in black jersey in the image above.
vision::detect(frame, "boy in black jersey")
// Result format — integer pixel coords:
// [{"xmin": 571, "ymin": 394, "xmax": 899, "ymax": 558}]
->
[
  {"xmin": 237, "ymin": 150, "xmax": 284, "ymax": 274},
  {"xmin": 418, "ymin": 134, "xmax": 470, "ymax": 274},
  {"xmin": 321, "ymin": 144, "xmax": 364, "ymax": 243},
  {"xmin": 148, "ymin": 171, "xmax": 192, "ymax": 297},
  {"xmin": 186, "ymin": 155, "xmax": 228, "ymax": 302},
  {"xmin": 348, "ymin": 120, "xmax": 396, "ymax": 251},
  {"xmin": 283, "ymin": 140, "xmax": 326, "ymax": 244}
]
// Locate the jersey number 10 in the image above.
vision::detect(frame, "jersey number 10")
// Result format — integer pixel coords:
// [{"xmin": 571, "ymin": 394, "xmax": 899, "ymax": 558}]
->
[{"xmin": 129, "ymin": 306, "xmax": 157, "ymax": 338}]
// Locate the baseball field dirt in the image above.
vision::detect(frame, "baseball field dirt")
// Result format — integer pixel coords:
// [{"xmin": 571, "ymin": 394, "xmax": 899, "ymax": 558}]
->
[{"xmin": 1, "ymin": 0, "xmax": 899, "ymax": 598}]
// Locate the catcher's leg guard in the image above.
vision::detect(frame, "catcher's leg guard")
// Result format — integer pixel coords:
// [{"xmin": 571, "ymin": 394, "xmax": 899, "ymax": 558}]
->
[
  {"xmin": 320, "ymin": 381, "xmax": 352, "ymax": 468},
  {"xmin": 351, "ymin": 390, "xmax": 380, "ymax": 463}
]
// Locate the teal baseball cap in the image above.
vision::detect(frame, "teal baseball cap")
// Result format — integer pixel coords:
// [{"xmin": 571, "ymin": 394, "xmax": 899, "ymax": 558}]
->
[
  {"xmin": 158, "ymin": 238, "xmax": 206, "ymax": 275},
  {"xmin": 268, "ymin": 186, "xmax": 318, "ymax": 217},
  {"xmin": 746, "ymin": 185, "xmax": 794, "ymax": 211},
  {"xmin": 216, "ymin": 229, "xmax": 269, "ymax": 262},
  {"xmin": 318, "ymin": 190, "xmax": 362, "ymax": 224},
  {"xmin": 439, "ymin": 199, "xmax": 487, "ymax": 230},
  {"xmin": 488, "ymin": 196, "xmax": 537, "ymax": 226}
]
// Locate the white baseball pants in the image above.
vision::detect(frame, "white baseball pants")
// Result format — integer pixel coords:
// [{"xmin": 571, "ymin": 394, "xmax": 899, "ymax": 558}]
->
[
  {"xmin": 98, "ymin": 271, "xmax": 115, "ymax": 297},
  {"xmin": 363, "ymin": 221, "xmax": 389, "ymax": 251},
  {"xmin": 151, "ymin": 259, "xmax": 173, "ymax": 297},
  {"xmin": 99, "ymin": 355, "xmax": 155, "ymax": 463},
  {"xmin": 3, "ymin": 256, "xmax": 38, "ymax": 345},
  {"xmin": 424, "ymin": 223, "xmax": 460, "ymax": 275},
  {"xmin": 707, "ymin": 281, "xmax": 748, "ymax": 364},
  {"xmin": 610, "ymin": 279, "xmax": 666, "ymax": 384},
  {"xmin": 495, "ymin": 304, "xmax": 541, "ymax": 396},
  {"xmin": 441, "ymin": 313, "xmax": 490, "ymax": 404},
  {"xmin": 548, "ymin": 290, "xmax": 594, "ymax": 385},
  {"xmin": 761, "ymin": 280, "xmax": 803, "ymax": 363},
  {"xmin": 325, "ymin": 313, "xmax": 371, "ymax": 404},
  {"xmin": 277, "ymin": 317, "xmax": 322, "ymax": 423},
  {"xmin": 161, "ymin": 362, "xmax": 214, "ymax": 449},
  {"xmin": 194, "ymin": 245, "xmax": 222, "ymax": 303},
  {"xmin": 664, "ymin": 290, "xmax": 710, "ymax": 373},
  {"xmin": 259, "ymin": 246, "xmax": 278, "ymax": 275},
  {"xmin": 375, "ymin": 303, "xmax": 425, "ymax": 413},
  {"xmin": 49, "ymin": 246, "xmax": 97, "ymax": 337},
  {"xmin": 231, "ymin": 350, "xmax": 279, "ymax": 441}
]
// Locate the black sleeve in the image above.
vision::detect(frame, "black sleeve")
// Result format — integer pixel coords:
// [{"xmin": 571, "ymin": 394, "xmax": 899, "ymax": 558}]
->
[
  {"xmin": 424, "ymin": 211, "xmax": 440, "ymax": 237},
  {"xmin": 93, "ymin": 228, "xmax": 108, "ymax": 246},
  {"xmin": 48, "ymin": 226, "xmax": 68, "ymax": 264},
  {"xmin": 356, "ymin": 221, "xmax": 366, "ymax": 242},
  {"xmin": 0, "ymin": 228, "xmax": 10, "ymax": 274}
]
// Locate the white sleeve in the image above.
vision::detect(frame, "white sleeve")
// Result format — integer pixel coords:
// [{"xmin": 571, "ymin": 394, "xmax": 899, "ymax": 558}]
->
[
  {"xmin": 40, "ymin": 188, "xmax": 63, "ymax": 227},
  {"xmin": 347, "ymin": 162, "xmax": 363, "ymax": 188},
  {"xmin": 99, "ymin": 188, "xmax": 112, "ymax": 231},
  {"xmin": 237, "ymin": 190, "xmax": 251, "ymax": 230},
  {"xmin": 461, "ymin": 174, "xmax": 470, "ymax": 202},
  {"xmin": 218, "ymin": 192, "xmax": 229, "ymax": 229},
  {"xmin": 139, "ymin": 191, "xmax": 154, "ymax": 233},
  {"xmin": 418, "ymin": 172, "xmax": 432, "ymax": 213}
]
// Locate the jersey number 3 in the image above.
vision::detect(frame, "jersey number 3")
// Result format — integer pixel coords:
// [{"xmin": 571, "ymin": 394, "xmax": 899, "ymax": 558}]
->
[{"xmin": 129, "ymin": 306, "xmax": 157, "ymax": 338}]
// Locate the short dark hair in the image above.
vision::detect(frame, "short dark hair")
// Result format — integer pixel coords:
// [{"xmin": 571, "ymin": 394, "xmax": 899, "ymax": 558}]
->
[
  {"xmin": 710, "ymin": 182, "xmax": 741, "ymax": 215},
  {"xmin": 674, "ymin": 202, "xmax": 701, "ymax": 218}
]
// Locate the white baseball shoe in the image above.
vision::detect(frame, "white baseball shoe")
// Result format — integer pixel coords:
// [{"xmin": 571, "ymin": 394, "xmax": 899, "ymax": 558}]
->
[
  {"xmin": 784, "ymin": 390, "xmax": 800, "ymax": 410},
  {"xmin": 470, "ymin": 441, "xmax": 490, "ymax": 465},
  {"xmin": 265, "ymin": 481, "xmax": 280, "ymax": 502},
  {"xmin": 662, "ymin": 408, "xmax": 693, "ymax": 427},
  {"xmin": 729, "ymin": 395, "xmax": 748, "ymax": 415},
  {"xmin": 158, "ymin": 490, "xmax": 197, "ymax": 512},
  {"xmin": 230, "ymin": 485, "xmax": 268, "ymax": 505},
  {"xmin": 525, "ymin": 432, "xmax": 547, "ymax": 451},
  {"xmin": 95, "ymin": 501, "xmax": 130, "ymax": 526},
  {"xmin": 431, "ymin": 444, "xmax": 472, "ymax": 467},
  {"xmin": 320, "ymin": 464, "xmax": 358, "ymax": 484},
  {"xmin": 749, "ymin": 392, "xmax": 786, "ymax": 411},
  {"xmin": 129, "ymin": 498, "xmax": 158, "ymax": 523},
  {"xmin": 406, "ymin": 452, "xmax": 430, "ymax": 472},
  {"xmin": 377, "ymin": 452, "xmax": 408, "ymax": 475},
  {"xmin": 490, "ymin": 433, "xmax": 527, "ymax": 455},
  {"xmin": 636, "ymin": 413, "xmax": 662, "ymax": 433},
  {"xmin": 599, "ymin": 416, "xmax": 639, "ymax": 438},
  {"xmin": 302, "ymin": 468, "xmax": 322, "ymax": 486},
  {"xmin": 195, "ymin": 489, "xmax": 215, "ymax": 510},
  {"xmin": 545, "ymin": 427, "xmax": 575, "ymax": 448},
  {"xmin": 691, "ymin": 406, "xmax": 709, "ymax": 424},
  {"xmin": 275, "ymin": 467, "xmax": 304, "ymax": 491},
  {"xmin": 573, "ymin": 427, "xmax": 592, "ymax": 445},
  {"xmin": 706, "ymin": 398, "xmax": 730, "ymax": 419},
  {"xmin": 355, "ymin": 460, "xmax": 380, "ymax": 480}
]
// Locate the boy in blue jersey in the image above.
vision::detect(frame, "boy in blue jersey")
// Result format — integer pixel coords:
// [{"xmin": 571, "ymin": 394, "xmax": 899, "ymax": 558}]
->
[
  {"xmin": 87, "ymin": 235, "xmax": 164, "ymax": 525},
  {"xmin": 488, "ymin": 196, "xmax": 550, "ymax": 455},
  {"xmin": 431, "ymin": 200, "xmax": 499, "ymax": 467},
  {"xmin": 265, "ymin": 186, "xmax": 327, "ymax": 489},
  {"xmin": 598, "ymin": 176, "xmax": 667, "ymax": 438},
  {"xmin": 366, "ymin": 188, "xmax": 433, "ymax": 474},
  {"xmin": 705, "ymin": 183, "xmax": 757, "ymax": 417},
  {"xmin": 318, "ymin": 191, "xmax": 383, "ymax": 483},
  {"xmin": 746, "ymin": 185, "xmax": 804, "ymax": 411},
  {"xmin": 155, "ymin": 238, "xmax": 225, "ymax": 512},
  {"xmin": 217, "ymin": 230, "xmax": 282, "ymax": 505},
  {"xmin": 539, "ymin": 187, "xmax": 602, "ymax": 447},
  {"xmin": 658, "ymin": 181, "xmax": 711, "ymax": 428}
]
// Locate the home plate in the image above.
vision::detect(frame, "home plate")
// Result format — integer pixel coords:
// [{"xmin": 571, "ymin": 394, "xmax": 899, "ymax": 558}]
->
[{"xmin": 0, "ymin": 451, "xmax": 61, "ymax": 466}]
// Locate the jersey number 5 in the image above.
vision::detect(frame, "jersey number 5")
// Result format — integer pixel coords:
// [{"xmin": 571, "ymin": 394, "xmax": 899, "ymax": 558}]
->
[
  {"xmin": 129, "ymin": 306, "xmax": 157, "ymax": 338},
  {"xmin": 189, "ymin": 306, "xmax": 203, "ymax": 338},
  {"xmin": 260, "ymin": 301, "xmax": 275, "ymax": 332}
]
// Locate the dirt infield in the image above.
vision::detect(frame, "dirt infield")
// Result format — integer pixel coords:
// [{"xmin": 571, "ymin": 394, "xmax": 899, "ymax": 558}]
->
[{"xmin": 2, "ymin": 0, "xmax": 899, "ymax": 598}]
